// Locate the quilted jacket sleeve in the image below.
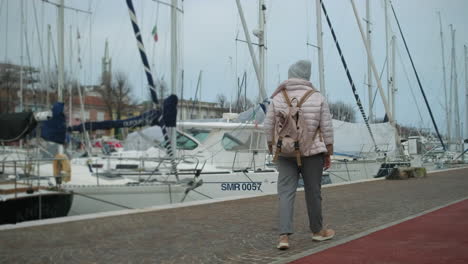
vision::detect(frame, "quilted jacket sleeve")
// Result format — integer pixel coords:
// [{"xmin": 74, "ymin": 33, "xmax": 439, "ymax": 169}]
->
[
  {"xmin": 319, "ymin": 97, "xmax": 334, "ymax": 155},
  {"xmin": 263, "ymin": 101, "xmax": 276, "ymax": 144}
]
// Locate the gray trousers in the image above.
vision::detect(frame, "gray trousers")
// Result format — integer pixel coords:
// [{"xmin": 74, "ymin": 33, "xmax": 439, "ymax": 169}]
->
[{"xmin": 277, "ymin": 154, "xmax": 324, "ymax": 235}]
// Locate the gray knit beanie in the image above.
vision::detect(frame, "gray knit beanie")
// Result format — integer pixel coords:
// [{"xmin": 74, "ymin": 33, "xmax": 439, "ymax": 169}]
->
[{"xmin": 288, "ymin": 60, "xmax": 312, "ymax": 81}]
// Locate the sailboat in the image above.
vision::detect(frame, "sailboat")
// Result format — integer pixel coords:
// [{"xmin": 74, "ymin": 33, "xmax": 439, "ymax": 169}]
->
[
  {"xmin": 5, "ymin": 0, "xmax": 188, "ymax": 216},
  {"xmin": 0, "ymin": 108, "xmax": 73, "ymax": 225}
]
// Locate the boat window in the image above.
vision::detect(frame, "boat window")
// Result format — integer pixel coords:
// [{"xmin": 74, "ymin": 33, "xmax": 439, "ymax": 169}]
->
[
  {"xmin": 222, "ymin": 132, "xmax": 251, "ymax": 151},
  {"xmin": 176, "ymin": 132, "xmax": 198, "ymax": 150},
  {"xmin": 187, "ymin": 129, "xmax": 210, "ymax": 143},
  {"xmin": 222, "ymin": 131, "xmax": 266, "ymax": 151}
]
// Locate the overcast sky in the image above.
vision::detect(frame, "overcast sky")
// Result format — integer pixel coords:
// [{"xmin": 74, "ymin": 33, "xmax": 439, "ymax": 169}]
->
[{"xmin": 1, "ymin": 0, "xmax": 468, "ymax": 137}]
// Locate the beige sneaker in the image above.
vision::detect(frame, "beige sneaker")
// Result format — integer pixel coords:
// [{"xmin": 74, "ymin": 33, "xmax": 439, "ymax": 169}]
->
[
  {"xmin": 312, "ymin": 229, "xmax": 335, "ymax": 241},
  {"xmin": 277, "ymin": 235, "xmax": 289, "ymax": 250}
]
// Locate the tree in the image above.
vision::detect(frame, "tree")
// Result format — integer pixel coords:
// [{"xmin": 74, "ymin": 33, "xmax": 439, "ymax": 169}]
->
[
  {"xmin": 45, "ymin": 70, "xmax": 77, "ymax": 104},
  {"xmin": 232, "ymin": 97, "xmax": 254, "ymax": 113},
  {"xmin": 216, "ymin": 94, "xmax": 228, "ymax": 108},
  {"xmin": 328, "ymin": 101, "xmax": 356, "ymax": 123},
  {"xmin": 97, "ymin": 71, "xmax": 135, "ymax": 139},
  {"xmin": 98, "ymin": 71, "xmax": 132, "ymax": 119},
  {"xmin": 0, "ymin": 62, "xmax": 40, "ymax": 113},
  {"xmin": 113, "ymin": 72, "xmax": 134, "ymax": 121}
]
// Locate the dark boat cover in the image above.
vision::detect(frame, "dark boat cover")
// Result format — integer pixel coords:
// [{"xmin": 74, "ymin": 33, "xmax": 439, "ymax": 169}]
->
[{"xmin": 0, "ymin": 112, "xmax": 37, "ymax": 142}]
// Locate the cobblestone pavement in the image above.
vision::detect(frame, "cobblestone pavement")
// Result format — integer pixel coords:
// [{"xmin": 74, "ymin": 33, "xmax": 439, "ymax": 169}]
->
[{"xmin": 1, "ymin": 168, "xmax": 467, "ymax": 264}]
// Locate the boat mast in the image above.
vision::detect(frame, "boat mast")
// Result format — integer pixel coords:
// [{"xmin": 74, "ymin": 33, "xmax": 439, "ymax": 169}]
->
[
  {"xmin": 4, "ymin": 0, "xmax": 7, "ymax": 63},
  {"xmin": 58, "ymin": 0, "xmax": 65, "ymax": 154},
  {"xmin": 316, "ymin": 0, "xmax": 326, "ymax": 96},
  {"xmin": 47, "ymin": 25, "xmax": 51, "ymax": 106},
  {"xmin": 258, "ymin": 0, "xmax": 266, "ymax": 99},
  {"xmin": 384, "ymin": 0, "xmax": 391, "ymax": 115},
  {"xmin": 20, "ymin": 0, "xmax": 24, "ymax": 112},
  {"xmin": 438, "ymin": 12, "xmax": 449, "ymax": 142},
  {"xmin": 389, "ymin": 1, "xmax": 446, "ymax": 150},
  {"xmin": 235, "ymin": 0, "xmax": 267, "ymax": 101},
  {"xmin": 170, "ymin": 0, "xmax": 178, "ymax": 155},
  {"xmin": 465, "ymin": 45, "xmax": 468, "ymax": 150},
  {"xmin": 349, "ymin": 0, "xmax": 400, "ymax": 151},
  {"xmin": 76, "ymin": 25, "xmax": 93, "ymax": 154},
  {"xmin": 391, "ymin": 35, "xmax": 396, "ymax": 121},
  {"xmin": 350, "ymin": 0, "xmax": 393, "ymax": 124},
  {"xmin": 69, "ymin": 25, "xmax": 73, "ymax": 128},
  {"xmin": 199, "ymin": 71, "xmax": 202, "ymax": 116},
  {"xmin": 448, "ymin": 24, "xmax": 454, "ymax": 146},
  {"xmin": 450, "ymin": 27, "xmax": 461, "ymax": 151},
  {"xmin": 366, "ymin": 0, "xmax": 372, "ymax": 122}
]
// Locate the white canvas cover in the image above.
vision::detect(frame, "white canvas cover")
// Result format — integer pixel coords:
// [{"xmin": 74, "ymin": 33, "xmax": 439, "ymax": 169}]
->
[{"xmin": 333, "ymin": 119, "xmax": 397, "ymax": 157}]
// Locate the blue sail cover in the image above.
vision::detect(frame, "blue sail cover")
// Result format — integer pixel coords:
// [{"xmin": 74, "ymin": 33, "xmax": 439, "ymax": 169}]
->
[
  {"xmin": 41, "ymin": 102, "xmax": 66, "ymax": 144},
  {"xmin": 67, "ymin": 94, "xmax": 177, "ymax": 132},
  {"xmin": 68, "ymin": 109, "xmax": 161, "ymax": 132}
]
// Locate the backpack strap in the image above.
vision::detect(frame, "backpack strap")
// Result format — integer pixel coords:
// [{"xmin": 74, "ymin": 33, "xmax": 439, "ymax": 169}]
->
[
  {"xmin": 297, "ymin": 90, "xmax": 316, "ymax": 107},
  {"xmin": 311, "ymin": 127, "xmax": 322, "ymax": 142},
  {"xmin": 294, "ymin": 141, "xmax": 302, "ymax": 170},
  {"xmin": 281, "ymin": 90, "xmax": 293, "ymax": 107},
  {"xmin": 272, "ymin": 136, "xmax": 283, "ymax": 162}
]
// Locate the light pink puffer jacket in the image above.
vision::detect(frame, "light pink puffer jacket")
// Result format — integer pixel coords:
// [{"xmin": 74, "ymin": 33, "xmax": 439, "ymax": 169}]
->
[{"xmin": 264, "ymin": 78, "xmax": 334, "ymax": 157}]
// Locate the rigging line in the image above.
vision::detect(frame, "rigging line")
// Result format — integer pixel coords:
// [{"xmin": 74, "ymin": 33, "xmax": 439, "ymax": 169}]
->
[
  {"xmin": 151, "ymin": 0, "xmax": 161, "ymax": 74},
  {"xmin": 150, "ymin": 0, "xmax": 183, "ymax": 13},
  {"xmin": 370, "ymin": 57, "xmax": 387, "ymax": 115},
  {"xmin": 32, "ymin": 0, "xmax": 47, "ymax": 92},
  {"xmin": 396, "ymin": 43, "xmax": 424, "ymax": 125},
  {"xmin": 125, "ymin": 1, "xmax": 159, "ymax": 106},
  {"xmin": 125, "ymin": 0, "xmax": 178, "ymax": 180},
  {"xmin": 39, "ymin": 0, "xmax": 92, "ymax": 14},
  {"xmin": 49, "ymin": 27, "xmax": 58, "ymax": 73},
  {"xmin": 389, "ymin": 1, "xmax": 446, "ymax": 151},
  {"xmin": 68, "ymin": 190, "xmax": 134, "ymax": 209},
  {"xmin": 24, "ymin": 24, "xmax": 39, "ymax": 108},
  {"xmin": 0, "ymin": 0, "xmax": 4, "ymax": 12},
  {"xmin": 4, "ymin": 0, "xmax": 7, "ymax": 62},
  {"xmin": 320, "ymin": 0, "xmax": 379, "ymax": 151},
  {"xmin": 72, "ymin": 0, "xmax": 100, "ymax": 82}
]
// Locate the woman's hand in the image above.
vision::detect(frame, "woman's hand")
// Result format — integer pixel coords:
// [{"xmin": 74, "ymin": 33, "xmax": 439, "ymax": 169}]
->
[{"xmin": 324, "ymin": 155, "xmax": 331, "ymax": 170}]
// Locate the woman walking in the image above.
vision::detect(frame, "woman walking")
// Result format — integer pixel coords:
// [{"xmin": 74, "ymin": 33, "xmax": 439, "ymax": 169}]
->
[{"xmin": 264, "ymin": 60, "xmax": 335, "ymax": 250}]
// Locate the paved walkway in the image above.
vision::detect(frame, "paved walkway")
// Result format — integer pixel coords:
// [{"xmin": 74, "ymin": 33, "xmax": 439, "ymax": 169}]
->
[{"xmin": 0, "ymin": 168, "xmax": 467, "ymax": 264}]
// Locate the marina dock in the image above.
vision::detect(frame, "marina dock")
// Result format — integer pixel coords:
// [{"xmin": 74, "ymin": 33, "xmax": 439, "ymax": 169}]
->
[{"xmin": 1, "ymin": 167, "xmax": 467, "ymax": 264}]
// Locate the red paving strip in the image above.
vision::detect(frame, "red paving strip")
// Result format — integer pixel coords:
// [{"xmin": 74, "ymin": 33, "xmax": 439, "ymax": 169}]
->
[{"xmin": 290, "ymin": 199, "xmax": 468, "ymax": 264}]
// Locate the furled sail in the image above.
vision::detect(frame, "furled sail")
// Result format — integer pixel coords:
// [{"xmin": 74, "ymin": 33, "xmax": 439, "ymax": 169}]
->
[
  {"xmin": 68, "ymin": 109, "xmax": 161, "ymax": 132},
  {"xmin": 67, "ymin": 94, "xmax": 178, "ymax": 132}
]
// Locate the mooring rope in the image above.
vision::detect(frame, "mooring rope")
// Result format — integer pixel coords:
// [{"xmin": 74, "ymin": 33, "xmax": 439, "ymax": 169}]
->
[
  {"xmin": 125, "ymin": 0, "xmax": 179, "ymax": 180},
  {"xmin": 70, "ymin": 190, "xmax": 134, "ymax": 209},
  {"xmin": 320, "ymin": 0, "xmax": 379, "ymax": 152}
]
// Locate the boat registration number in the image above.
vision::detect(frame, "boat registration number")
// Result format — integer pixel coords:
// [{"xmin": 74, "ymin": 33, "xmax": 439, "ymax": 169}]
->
[{"xmin": 221, "ymin": 182, "xmax": 262, "ymax": 191}]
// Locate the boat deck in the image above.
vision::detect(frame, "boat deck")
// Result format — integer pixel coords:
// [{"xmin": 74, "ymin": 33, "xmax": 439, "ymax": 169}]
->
[{"xmin": 1, "ymin": 167, "xmax": 467, "ymax": 264}]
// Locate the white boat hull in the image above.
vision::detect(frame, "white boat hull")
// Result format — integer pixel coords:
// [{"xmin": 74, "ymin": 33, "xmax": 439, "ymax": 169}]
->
[
  {"xmin": 64, "ymin": 184, "xmax": 187, "ymax": 215},
  {"xmin": 327, "ymin": 160, "xmax": 382, "ymax": 183}
]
